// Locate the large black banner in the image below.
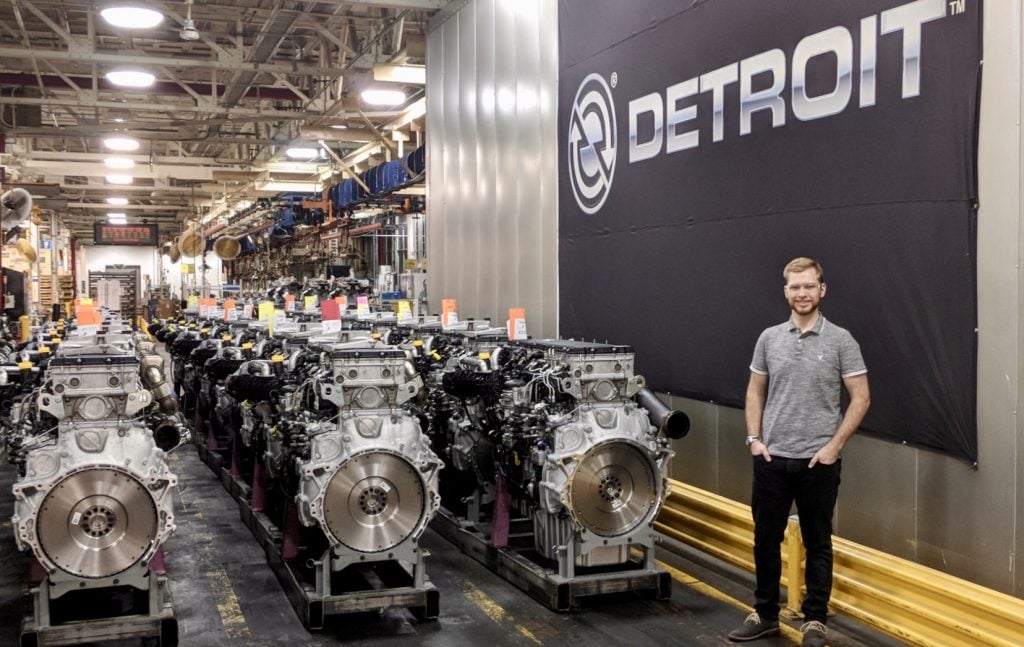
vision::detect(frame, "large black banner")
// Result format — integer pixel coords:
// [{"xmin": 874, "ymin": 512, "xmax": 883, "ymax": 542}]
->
[{"xmin": 558, "ymin": 0, "xmax": 981, "ymax": 462}]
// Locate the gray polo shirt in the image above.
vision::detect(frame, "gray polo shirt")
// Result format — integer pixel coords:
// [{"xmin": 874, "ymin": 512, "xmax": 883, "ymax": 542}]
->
[{"xmin": 750, "ymin": 314, "xmax": 867, "ymax": 459}]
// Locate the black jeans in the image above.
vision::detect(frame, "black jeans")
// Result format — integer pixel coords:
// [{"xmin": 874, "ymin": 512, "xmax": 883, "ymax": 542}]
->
[{"xmin": 752, "ymin": 455, "xmax": 841, "ymax": 624}]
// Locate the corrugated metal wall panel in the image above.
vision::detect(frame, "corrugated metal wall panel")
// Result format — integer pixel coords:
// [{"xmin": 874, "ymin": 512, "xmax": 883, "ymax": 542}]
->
[{"xmin": 427, "ymin": 0, "xmax": 558, "ymax": 336}]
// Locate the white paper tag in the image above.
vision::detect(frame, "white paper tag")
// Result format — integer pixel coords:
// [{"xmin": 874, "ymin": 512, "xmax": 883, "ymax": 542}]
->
[{"xmin": 512, "ymin": 318, "xmax": 527, "ymax": 340}]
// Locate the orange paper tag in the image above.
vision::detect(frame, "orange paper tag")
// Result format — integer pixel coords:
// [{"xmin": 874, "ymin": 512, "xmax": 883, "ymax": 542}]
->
[
  {"xmin": 442, "ymin": 299, "xmax": 458, "ymax": 328},
  {"xmin": 507, "ymin": 308, "xmax": 527, "ymax": 340}
]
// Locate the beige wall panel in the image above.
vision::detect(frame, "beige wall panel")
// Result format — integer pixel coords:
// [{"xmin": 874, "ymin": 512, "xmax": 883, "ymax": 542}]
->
[
  {"xmin": 717, "ymin": 406, "xmax": 753, "ymax": 505},
  {"xmin": 916, "ymin": 451, "xmax": 1015, "ymax": 592},
  {"xmin": 669, "ymin": 397, "xmax": 719, "ymax": 492},
  {"xmin": 834, "ymin": 437, "xmax": 917, "ymax": 560}
]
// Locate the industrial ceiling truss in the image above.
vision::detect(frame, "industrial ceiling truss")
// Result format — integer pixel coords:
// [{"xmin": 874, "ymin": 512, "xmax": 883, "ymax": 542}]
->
[{"xmin": 0, "ymin": 0, "xmax": 437, "ymax": 240}]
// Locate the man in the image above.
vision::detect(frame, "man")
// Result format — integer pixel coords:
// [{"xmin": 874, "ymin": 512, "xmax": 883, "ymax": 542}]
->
[{"xmin": 728, "ymin": 257, "xmax": 870, "ymax": 647}]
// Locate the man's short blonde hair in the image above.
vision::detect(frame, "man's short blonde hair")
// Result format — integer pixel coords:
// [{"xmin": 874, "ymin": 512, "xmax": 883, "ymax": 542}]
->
[{"xmin": 783, "ymin": 257, "xmax": 824, "ymax": 284}]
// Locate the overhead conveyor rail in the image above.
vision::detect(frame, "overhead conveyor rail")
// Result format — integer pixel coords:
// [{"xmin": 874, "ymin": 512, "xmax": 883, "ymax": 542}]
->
[{"xmin": 655, "ymin": 479, "xmax": 1024, "ymax": 647}]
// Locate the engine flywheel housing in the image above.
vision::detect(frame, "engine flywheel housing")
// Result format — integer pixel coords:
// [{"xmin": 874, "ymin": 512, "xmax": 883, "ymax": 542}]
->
[
  {"xmin": 37, "ymin": 467, "xmax": 159, "ymax": 578},
  {"xmin": 566, "ymin": 441, "xmax": 659, "ymax": 537},
  {"xmin": 322, "ymin": 451, "xmax": 426, "ymax": 553}
]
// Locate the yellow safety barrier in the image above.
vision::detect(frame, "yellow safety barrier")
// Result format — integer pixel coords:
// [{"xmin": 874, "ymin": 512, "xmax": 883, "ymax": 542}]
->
[{"xmin": 656, "ymin": 479, "xmax": 1024, "ymax": 646}]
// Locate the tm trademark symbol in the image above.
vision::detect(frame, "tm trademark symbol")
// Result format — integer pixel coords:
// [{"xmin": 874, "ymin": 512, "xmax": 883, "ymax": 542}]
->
[
  {"xmin": 610, "ymin": 72, "xmax": 618, "ymax": 88},
  {"xmin": 948, "ymin": 0, "xmax": 965, "ymax": 15}
]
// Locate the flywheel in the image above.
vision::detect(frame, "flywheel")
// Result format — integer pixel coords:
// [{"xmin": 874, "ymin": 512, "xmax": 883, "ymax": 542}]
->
[
  {"xmin": 37, "ymin": 468, "xmax": 159, "ymax": 578},
  {"xmin": 322, "ymin": 452, "xmax": 426, "ymax": 553},
  {"xmin": 566, "ymin": 441, "xmax": 659, "ymax": 537}
]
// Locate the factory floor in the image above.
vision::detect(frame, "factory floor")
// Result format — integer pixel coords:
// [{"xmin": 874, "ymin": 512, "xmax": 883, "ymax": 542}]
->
[{"xmin": 0, "ymin": 444, "xmax": 905, "ymax": 647}]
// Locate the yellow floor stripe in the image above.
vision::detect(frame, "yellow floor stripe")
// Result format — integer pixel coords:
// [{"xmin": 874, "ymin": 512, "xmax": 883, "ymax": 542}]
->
[
  {"xmin": 456, "ymin": 576, "xmax": 542, "ymax": 645},
  {"xmin": 211, "ymin": 568, "xmax": 250, "ymax": 639},
  {"xmin": 656, "ymin": 559, "xmax": 802, "ymax": 644},
  {"xmin": 190, "ymin": 523, "xmax": 250, "ymax": 639}
]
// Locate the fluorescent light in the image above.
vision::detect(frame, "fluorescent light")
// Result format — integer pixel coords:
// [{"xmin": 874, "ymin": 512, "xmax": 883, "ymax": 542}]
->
[
  {"xmin": 329, "ymin": 124, "xmax": 349, "ymax": 130},
  {"xmin": 106, "ymin": 197, "xmax": 129, "ymax": 205},
  {"xmin": 104, "ymin": 157, "xmax": 135, "ymax": 169},
  {"xmin": 285, "ymin": 147, "xmax": 318, "ymax": 159},
  {"xmin": 360, "ymin": 88, "xmax": 407, "ymax": 106},
  {"xmin": 106, "ymin": 174, "xmax": 134, "ymax": 185},
  {"xmin": 105, "ymin": 69, "xmax": 155, "ymax": 88},
  {"xmin": 100, "ymin": 6, "xmax": 164, "ymax": 29},
  {"xmin": 103, "ymin": 136, "xmax": 139, "ymax": 152},
  {"xmin": 107, "ymin": 212, "xmax": 127, "ymax": 218}
]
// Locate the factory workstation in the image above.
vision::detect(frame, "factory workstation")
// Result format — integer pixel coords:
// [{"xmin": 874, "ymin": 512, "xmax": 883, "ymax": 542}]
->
[{"xmin": 0, "ymin": 1, "xmax": 1022, "ymax": 647}]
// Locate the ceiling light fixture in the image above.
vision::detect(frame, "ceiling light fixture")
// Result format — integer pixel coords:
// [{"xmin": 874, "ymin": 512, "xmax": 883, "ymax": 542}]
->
[
  {"xmin": 104, "ymin": 157, "xmax": 135, "ymax": 169},
  {"xmin": 285, "ymin": 147, "xmax": 319, "ymax": 159},
  {"xmin": 106, "ymin": 174, "xmax": 134, "ymax": 185},
  {"xmin": 360, "ymin": 88, "xmax": 407, "ymax": 106},
  {"xmin": 100, "ymin": 6, "xmax": 164, "ymax": 29},
  {"xmin": 105, "ymin": 69, "xmax": 155, "ymax": 88},
  {"xmin": 103, "ymin": 136, "xmax": 139, "ymax": 152},
  {"xmin": 179, "ymin": 0, "xmax": 199, "ymax": 41},
  {"xmin": 106, "ymin": 197, "xmax": 129, "ymax": 205}
]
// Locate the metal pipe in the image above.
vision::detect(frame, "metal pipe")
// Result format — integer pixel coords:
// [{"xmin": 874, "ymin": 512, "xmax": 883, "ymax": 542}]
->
[
  {"xmin": 459, "ymin": 356, "xmax": 489, "ymax": 373},
  {"xmin": 140, "ymin": 353, "xmax": 179, "ymax": 414},
  {"xmin": 635, "ymin": 387, "xmax": 689, "ymax": 439}
]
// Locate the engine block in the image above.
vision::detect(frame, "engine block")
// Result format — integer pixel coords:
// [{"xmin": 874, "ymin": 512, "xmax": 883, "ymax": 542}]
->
[
  {"xmin": 6, "ymin": 328, "xmax": 185, "ymax": 597},
  {"xmin": 298, "ymin": 346, "xmax": 442, "ymax": 555}
]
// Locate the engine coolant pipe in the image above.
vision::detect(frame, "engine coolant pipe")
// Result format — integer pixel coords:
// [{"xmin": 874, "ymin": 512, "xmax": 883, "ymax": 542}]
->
[{"xmin": 635, "ymin": 387, "xmax": 690, "ymax": 439}]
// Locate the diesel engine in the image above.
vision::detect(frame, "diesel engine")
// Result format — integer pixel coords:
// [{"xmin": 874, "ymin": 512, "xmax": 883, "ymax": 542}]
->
[
  {"xmin": 8, "ymin": 330, "xmax": 186, "ymax": 595},
  {"xmin": 430, "ymin": 337, "xmax": 688, "ymax": 573}
]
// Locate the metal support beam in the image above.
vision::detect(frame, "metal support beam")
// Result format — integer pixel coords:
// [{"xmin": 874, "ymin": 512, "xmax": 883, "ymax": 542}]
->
[
  {"xmin": 318, "ymin": 141, "xmax": 371, "ymax": 193},
  {"xmin": 317, "ymin": 0, "xmax": 446, "ymax": 8},
  {"xmin": 67, "ymin": 203, "xmax": 187, "ymax": 212},
  {"xmin": 358, "ymin": 110, "xmax": 416, "ymax": 177},
  {"xmin": 0, "ymin": 45, "xmax": 363, "ymax": 76},
  {"xmin": 0, "ymin": 96, "xmax": 322, "ymax": 119},
  {"xmin": 18, "ymin": 0, "xmax": 75, "ymax": 46},
  {"xmin": 298, "ymin": 127, "xmax": 375, "ymax": 142}
]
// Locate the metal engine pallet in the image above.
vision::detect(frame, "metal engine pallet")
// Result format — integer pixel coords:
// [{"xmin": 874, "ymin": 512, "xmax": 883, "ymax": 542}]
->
[
  {"xmin": 194, "ymin": 443, "xmax": 439, "ymax": 629},
  {"xmin": 20, "ymin": 575, "xmax": 177, "ymax": 647},
  {"xmin": 430, "ymin": 508, "xmax": 671, "ymax": 612}
]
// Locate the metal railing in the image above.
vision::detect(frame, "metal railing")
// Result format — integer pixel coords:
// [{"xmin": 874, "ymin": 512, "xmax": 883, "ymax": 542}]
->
[{"xmin": 655, "ymin": 479, "xmax": 1024, "ymax": 646}]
